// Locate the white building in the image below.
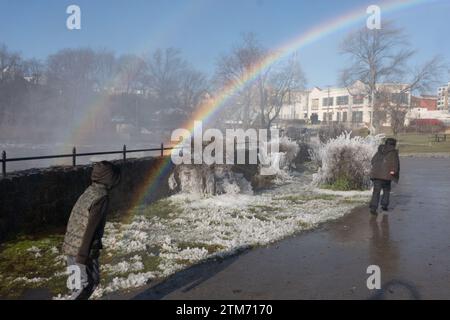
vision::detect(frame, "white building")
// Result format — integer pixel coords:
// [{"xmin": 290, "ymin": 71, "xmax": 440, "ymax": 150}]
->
[
  {"xmin": 278, "ymin": 90, "xmax": 310, "ymax": 120},
  {"xmin": 437, "ymin": 82, "xmax": 450, "ymax": 111},
  {"xmin": 279, "ymin": 81, "xmax": 411, "ymax": 126}
]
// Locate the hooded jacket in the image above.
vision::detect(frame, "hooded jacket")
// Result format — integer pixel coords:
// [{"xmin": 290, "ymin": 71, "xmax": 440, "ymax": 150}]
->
[
  {"xmin": 62, "ymin": 162, "xmax": 120, "ymax": 264},
  {"xmin": 370, "ymin": 144, "xmax": 400, "ymax": 183}
]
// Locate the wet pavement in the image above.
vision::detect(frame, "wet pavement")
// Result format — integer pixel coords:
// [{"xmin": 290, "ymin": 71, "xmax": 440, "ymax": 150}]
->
[{"xmin": 127, "ymin": 157, "xmax": 450, "ymax": 300}]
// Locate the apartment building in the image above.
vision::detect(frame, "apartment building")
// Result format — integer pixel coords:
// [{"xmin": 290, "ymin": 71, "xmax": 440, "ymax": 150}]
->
[
  {"xmin": 279, "ymin": 81, "xmax": 411, "ymax": 126},
  {"xmin": 437, "ymin": 82, "xmax": 450, "ymax": 111}
]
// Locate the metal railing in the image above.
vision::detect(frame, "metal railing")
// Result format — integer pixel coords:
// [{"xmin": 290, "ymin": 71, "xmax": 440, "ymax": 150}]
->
[
  {"xmin": 1, "ymin": 139, "xmax": 275, "ymax": 177},
  {"xmin": 1, "ymin": 143, "xmax": 178, "ymax": 177},
  {"xmin": 431, "ymin": 133, "xmax": 447, "ymax": 143}
]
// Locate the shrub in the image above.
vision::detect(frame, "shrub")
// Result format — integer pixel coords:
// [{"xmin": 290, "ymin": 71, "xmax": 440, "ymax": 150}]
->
[
  {"xmin": 322, "ymin": 176, "xmax": 356, "ymax": 191},
  {"xmin": 318, "ymin": 123, "xmax": 349, "ymax": 143},
  {"xmin": 311, "ymin": 132, "xmax": 384, "ymax": 190},
  {"xmin": 278, "ymin": 136, "xmax": 300, "ymax": 169},
  {"xmin": 259, "ymin": 137, "xmax": 300, "ymax": 178}
]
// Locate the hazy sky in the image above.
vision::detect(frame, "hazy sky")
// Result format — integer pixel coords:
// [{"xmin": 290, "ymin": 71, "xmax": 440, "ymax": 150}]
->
[{"xmin": 0, "ymin": 0, "xmax": 449, "ymax": 88}]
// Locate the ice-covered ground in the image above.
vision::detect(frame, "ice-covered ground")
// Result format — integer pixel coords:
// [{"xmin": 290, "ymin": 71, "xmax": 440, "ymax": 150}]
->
[
  {"xmin": 79, "ymin": 170, "xmax": 367, "ymax": 299},
  {"xmin": 3, "ymin": 166, "xmax": 369, "ymax": 299}
]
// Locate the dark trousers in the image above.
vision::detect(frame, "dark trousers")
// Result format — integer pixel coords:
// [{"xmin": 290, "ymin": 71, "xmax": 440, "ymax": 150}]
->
[
  {"xmin": 67, "ymin": 256, "xmax": 100, "ymax": 300},
  {"xmin": 370, "ymin": 179, "xmax": 391, "ymax": 210}
]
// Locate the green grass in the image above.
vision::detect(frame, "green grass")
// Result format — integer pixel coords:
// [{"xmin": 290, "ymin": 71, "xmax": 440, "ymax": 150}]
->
[
  {"xmin": 0, "ymin": 197, "xmax": 189, "ymax": 299},
  {"xmin": 177, "ymin": 242, "xmax": 226, "ymax": 254},
  {"xmin": 339, "ymin": 198, "xmax": 366, "ymax": 205},
  {"xmin": 273, "ymin": 194, "xmax": 337, "ymax": 203},
  {"xmin": 248, "ymin": 205, "xmax": 279, "ymax": 214},
  {"xmin": 388, "ymin": 133, "xmax": 450, "ymax": 154},
  {"xmin": 321, "ymin": 176, "xmax": 367, "ymax": 191},
  {"xmin": 0, "ymin": 235, "xmax": 67, "ymax": 299},
  {"xmin": 136, "ymin": 199, "xmax": 183, "ymax": 220}
]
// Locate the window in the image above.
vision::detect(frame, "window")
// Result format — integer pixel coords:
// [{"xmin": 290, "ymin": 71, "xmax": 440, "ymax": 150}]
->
[
  {"xmin": 353, "ymin": 95, "xmax": 364, "ymax": 105},
  {"xmin": 337, "ymin": 112, "xmax": 341, "ymax": 122},
  {"xmin": 352, "ymin": 111, "xmax": 363, "ymax": 123},
  {"xmin": 391, "ymin": 92, "xmax": 409, "ymax": 104},
  {"xmin": 311, "ymin": 99, "xmax": 319, "ymax": 110},
  {"xmin": 322, "ymin": 97, "xmax": 334, "ymax": 107},
  {"xmin": 343, "ymin": 112, "xmax": 347, "ymax": 122},
  {"xmin": 336, "ymin": 96, "xmax": 349, "ymax": 105},
  {"xmin": 323, "ymin": 112, "xmax": 328, "ymax": 121},
  {"xmin": 328, "ymin": 113, "xmax": 333, "ymax": 121}
]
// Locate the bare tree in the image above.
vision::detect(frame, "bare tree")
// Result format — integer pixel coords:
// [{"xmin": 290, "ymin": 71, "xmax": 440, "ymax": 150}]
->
[
  {"xmin": 0, "ymin": 44, "xmax": 27, "ymax": 124},
  {"xmin": 215, "ymin": 34, "xmax": 306, "ymax": 130},
  {"xmin": 259, "ymin": 52, "xmax": 306, "ymax": 130},
  {"xmin": 46, "ymin": 48, "xmax": 99, "ymax": 126},
  {"xmin": 215, "ymin": 33, "xmax": 267, "ymax": 128},
  {"xmin": 179, "ymin": 68, "xmax": 208, "ymax": 113},
  {"xmin": 144, "ymin": 47, "xmax": 208, "ymax": 122},
  {"xmin": 117, "ymin": 54, "xmax": 147, "ymax": 95},
  {"xmin": 339, "ymin": 22, "xmax": 413, "ymax": 130},
  {"xmin": 384, "ymin": 57, "xmax": 446, "ymax": 135},
  {"xmin": 0, "ymin": 44, "xmax": 23, "ymax": 83},
  {"xmin": 145, "ymin": 48, "xmax": 186, "ymax": 104},
  {"xmin": 340, "ymin": 22, "xmax": 446, "ymax": 133},
  {"xmin": 93, "ymin": 50, "xmax": 116, "ymax": 91},
  {"xmin": 24, "ymin": 58, "xmax": 44, "ymax": 85},
  {"xmin": 47, "ymin": 48, "xmax": 97, "ymax": 90}
]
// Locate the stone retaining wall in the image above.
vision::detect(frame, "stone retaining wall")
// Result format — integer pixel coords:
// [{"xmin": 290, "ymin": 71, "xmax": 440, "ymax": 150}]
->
[{"xmin": 0, "ymin": 156, "xmax": 175, "ymax": 242}]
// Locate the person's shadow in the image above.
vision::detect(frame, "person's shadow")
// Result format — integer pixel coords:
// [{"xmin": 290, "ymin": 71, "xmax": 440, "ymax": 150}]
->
[
  {"xmin": 132, "ymin": 251, "xmax": 243, "ymax": 300},
  {"xmin": 368, "ymin": 279, "xmax": 421, "ymax": 300},
  {"xmin": 368, "ymin": 215, "xmax": 421, "ymax": 300}
]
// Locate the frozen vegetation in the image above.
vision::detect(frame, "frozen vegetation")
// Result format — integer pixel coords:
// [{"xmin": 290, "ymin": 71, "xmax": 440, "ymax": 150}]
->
[
  {"xmin": 310, "ymin": 132, "xmax": 384, "ymax": 190},
  {"xmin": 0, "ymin": 138, "xmax": 372, "ymax": 299},
  {"xmin": 259, "ymin": 136, "xmax": 300, "ymax": 178}
]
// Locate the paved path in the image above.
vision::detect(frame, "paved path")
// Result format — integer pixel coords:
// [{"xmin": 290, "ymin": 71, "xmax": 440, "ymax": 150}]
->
[{"xmin": 127, "ymin": 157, "xmax": 450, "ymax": 300}]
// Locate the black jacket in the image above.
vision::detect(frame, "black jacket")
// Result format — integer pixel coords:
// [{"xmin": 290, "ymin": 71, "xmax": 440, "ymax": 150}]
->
[{"xmin": 370, "ymin": 144, "xmax": 400, "ymax": 183}]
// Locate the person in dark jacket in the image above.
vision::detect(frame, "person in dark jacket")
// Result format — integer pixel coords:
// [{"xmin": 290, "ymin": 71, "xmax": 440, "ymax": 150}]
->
[
  {"xmin": 63, "ymin": 161, "xmax": 121, "ymax": 300},
  {"xmin": 369, "ymin": 138, "xmax": 400, "ymax": 215}
]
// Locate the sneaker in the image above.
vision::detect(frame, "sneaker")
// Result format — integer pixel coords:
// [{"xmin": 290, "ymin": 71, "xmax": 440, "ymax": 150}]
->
[
  {"xmin": 370, "ymin": 208, "xmax": 378, "ymax": 215},
  {"xmin": 381, "ymin": 207, "xmax": 388, "ymax": 211}
]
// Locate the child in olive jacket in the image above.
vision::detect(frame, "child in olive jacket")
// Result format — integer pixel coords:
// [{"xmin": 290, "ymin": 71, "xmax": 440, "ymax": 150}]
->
[{"xmin": 63, "ymin": 161, "xmax": 121, "ymax": 299}]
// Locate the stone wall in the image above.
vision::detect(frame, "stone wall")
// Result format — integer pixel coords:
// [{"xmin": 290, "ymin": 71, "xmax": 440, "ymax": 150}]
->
[{"xmin": 0, "ymin": 156, "xmax": 175, "ymax": 242}]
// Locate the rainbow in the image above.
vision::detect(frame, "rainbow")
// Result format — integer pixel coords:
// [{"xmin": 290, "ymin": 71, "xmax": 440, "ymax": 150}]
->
[
  {"xmin": 56, "ymin": 0, "xmax": 205, "ymax": 154},
  {"xmin": 72, "ymin": 0, "xmax": 436, "ymax": 210}
]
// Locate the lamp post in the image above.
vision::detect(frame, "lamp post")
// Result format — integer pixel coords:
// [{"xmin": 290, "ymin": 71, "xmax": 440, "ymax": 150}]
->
[{"xmin": 327, "ymin": 85, "xmax": 332, "ymax": 127}]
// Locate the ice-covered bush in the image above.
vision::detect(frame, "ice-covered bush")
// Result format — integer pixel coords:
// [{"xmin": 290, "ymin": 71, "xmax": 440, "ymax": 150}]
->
[
  {"xmin": 259, "ymin": 136, "xmax": 300, "ymax": 178},
  {"xmin": 168, "ymin": 164, "xmax": 253, "ymax": 196},
  {"xmin": 278, "ymin": 136, "xmax": 300, "ymax": 169},
  {"xmin": 311, "ymin": 132, "xmax": 384, "ymax": 190},
  {"xmin": 318, "ymin": 123, "xmax": 348, "ymax": 143}
]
